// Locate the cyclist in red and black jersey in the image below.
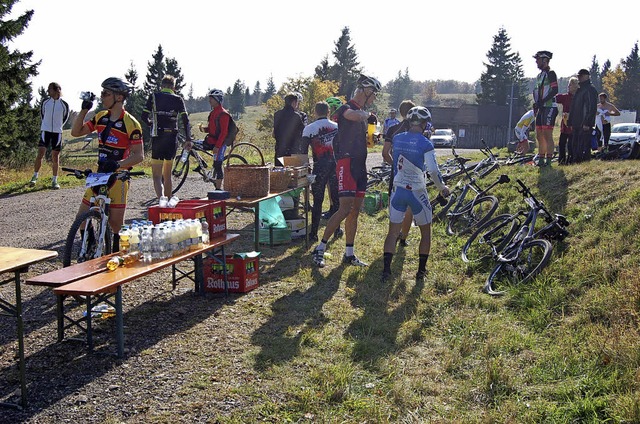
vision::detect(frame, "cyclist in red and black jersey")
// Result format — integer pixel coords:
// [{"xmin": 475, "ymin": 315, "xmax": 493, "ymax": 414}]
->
[
  {"xmin": 199, "ymin": 89, "xmax": 231, "ymax": 190},
  {"xmin": 71, "ymin": 77, "xmax": 144, "ymax": 252},
  {"xmin": 312, "ymin": 75, "xmax": 381, "ymax": 268}
]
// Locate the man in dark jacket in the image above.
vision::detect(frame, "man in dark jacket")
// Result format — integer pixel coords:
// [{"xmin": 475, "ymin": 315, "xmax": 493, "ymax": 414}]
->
[
  {"xmin": 273, "ymin": 92, "xmax": 305, "ymax": 165},
  {"xmin": 567, "ymin": 69, "xmax": 598, "ymax": 163}
]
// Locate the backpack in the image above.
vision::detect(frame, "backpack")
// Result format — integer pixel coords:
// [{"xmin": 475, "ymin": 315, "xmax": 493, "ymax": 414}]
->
[{"xmin": 215, "ymin": 112, "xmax": 239, "ymax": 146}]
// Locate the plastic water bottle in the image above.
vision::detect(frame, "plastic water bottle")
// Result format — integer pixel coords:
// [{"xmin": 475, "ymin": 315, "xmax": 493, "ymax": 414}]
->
[
  {"xmin": 106, "ymin": 256, "xmax": 124, "ymax": 271},
  {"xmin": 118, "ymin": 225, "xmax": 130, "ymax": 253},
  {"xmin": 180, "ymin": 149, "xmax": 189, "ymax": 163},
  {"xmin": 195, "ymin": 219, "xmax": 203, "ymax": 248},
  {"xmin": 151, "ymin": 225, "xmax": 162, "ymax": 261},
  {"xmin": 140, "ymin": 225, "xmax": 152, "ymax": 263},
  {"xmin": 200, "ymin": 218, "xmax": 209, "ymax": 244},
  {"xmin": 129, "ymin": 225, "xmax": 140, "ymax": 257}
]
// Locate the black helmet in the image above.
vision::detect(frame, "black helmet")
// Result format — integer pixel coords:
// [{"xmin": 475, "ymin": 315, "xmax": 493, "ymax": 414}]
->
[{"xmin": 101, "ymin": 77, "xmax": 132, "ymax": 97}]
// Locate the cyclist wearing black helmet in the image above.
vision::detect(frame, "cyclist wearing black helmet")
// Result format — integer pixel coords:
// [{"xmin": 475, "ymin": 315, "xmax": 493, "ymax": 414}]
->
[
  {"xmin": 311, "ymin": 74, "xmax": 381, "ymax": 268},
  {"xmin": 71, "ymin": 76, "xmax": 144, "ymax": 252}
]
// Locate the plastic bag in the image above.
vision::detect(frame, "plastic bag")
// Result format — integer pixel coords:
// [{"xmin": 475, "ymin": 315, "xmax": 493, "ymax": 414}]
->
[{"xmin": 258, "ymin": 196, "xmax": 287, "ymax": 228}]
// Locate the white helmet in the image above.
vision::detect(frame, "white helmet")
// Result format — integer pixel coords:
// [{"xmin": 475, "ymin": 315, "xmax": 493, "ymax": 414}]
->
[
  {"xmin": 407, "ymin": 106, "xmax": 431, "ymax": 123},
  {"xmin": 357, "ymin": 75, "xmax": 382, "ymax": 92},
  {"xmin": 208, "ymin": 89, "xmax": 224, "ymax": 104}
]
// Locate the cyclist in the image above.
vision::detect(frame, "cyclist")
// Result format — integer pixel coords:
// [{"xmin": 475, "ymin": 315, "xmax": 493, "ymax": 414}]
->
[
  {"xmin": 312, "ymin": 74, "xmax": 381, "ymax": 267},
  {"xmin": 30, "ymin": 82, "xmax": 70, "ymax": 189},
  {"xmin": 532, "ymin": 50, "xmax": 559, "ymax": 167},
  {"xmin": 302, "ymin": 100, "xmax": 341, "ymax": 242},
  {"xmin": 381, "ymin": 106, "xmax": 450, "ymax": 282},
  {"xmin": 71, "ymin": 77, "xmax": 144, "ymax": 252},
  {"xmin": 514, "ymin": 109, "xmax": 535, "ymax": 154},
  {"xmin": 382, "ymin": 108, "xmax": 400, "ymax": 138},
  {"xmin": 382, "ymin": 99, "xmax": 415, "ymax": 247},
  {"xmin": 294, "ymin": 91, "xmax": 308, "ymax": 126},
  {"xmin": 198, "ymin": 89, "xmax": 231, "ymax": 190},
  {"xmin": 141, "ymin": 75, "xmax": 191, "ymax": 203},
  {"xmin": 326, "ymin": 96, "xmax": 343, "ymax": 117}
]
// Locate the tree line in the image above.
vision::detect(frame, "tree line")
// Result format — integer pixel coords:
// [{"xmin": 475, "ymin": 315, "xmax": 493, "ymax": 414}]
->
[{"xmin": 1, "ymin": 0, "xmax": 639, "ymax": 166}]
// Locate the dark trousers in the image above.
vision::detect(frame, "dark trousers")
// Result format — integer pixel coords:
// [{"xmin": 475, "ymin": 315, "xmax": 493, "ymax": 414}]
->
[
  {"xmin": 559, "ymin": 132, "xmax": 572, "ymax": 164},
  {"xmin": 310, "ymin": 158, "xmax": 339, "ymax": 237},
  {"xmin": 570, "ymin": 128, "xmax": 592, "ymax": 163}
]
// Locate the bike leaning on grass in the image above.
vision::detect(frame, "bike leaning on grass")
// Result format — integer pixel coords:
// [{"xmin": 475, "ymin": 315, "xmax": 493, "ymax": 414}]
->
[
  {"xmin": 61, "ymin": 167, "xmax": 145, "ymax": 267},
  {"xmin": 170, "ymin": 134, "xmax": 247, "ymax": 195},
  {"xmin": 460, "ymin": 178, "xmax": 569, "ymax": 295}
]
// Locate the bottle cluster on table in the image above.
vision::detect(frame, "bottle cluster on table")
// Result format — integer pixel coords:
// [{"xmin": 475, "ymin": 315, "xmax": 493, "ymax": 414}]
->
[{"xmin": 107, "ymin": 218, "xmax": 208, "ymax": 271}]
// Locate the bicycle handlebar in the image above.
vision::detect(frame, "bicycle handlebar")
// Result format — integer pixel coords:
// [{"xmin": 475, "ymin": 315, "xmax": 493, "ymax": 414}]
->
[{"xmin": 62, "ymin": 167, "xmax": 145, "ymax": 180}]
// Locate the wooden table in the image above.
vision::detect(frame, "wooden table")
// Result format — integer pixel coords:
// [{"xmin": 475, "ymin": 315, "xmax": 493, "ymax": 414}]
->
[
  {"xmin": 225, "ymin": 185, "xmax": 309, "ymax": 251},
  {"xmin": 0, "ymin": 246, "xmax": 57, "ymax": 408}
]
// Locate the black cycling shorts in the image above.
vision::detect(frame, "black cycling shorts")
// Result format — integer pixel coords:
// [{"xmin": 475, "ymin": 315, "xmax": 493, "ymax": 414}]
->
[
  {"xmin": 39, "ymin": 131, "xmax": 63, "ymax": 151},
  {"xmin": 151, "ymin": 132, "xmax": 178, "ymax": 161}
]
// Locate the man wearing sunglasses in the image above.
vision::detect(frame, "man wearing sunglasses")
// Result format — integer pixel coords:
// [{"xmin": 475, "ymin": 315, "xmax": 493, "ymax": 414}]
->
[{"xmin": 71, "ymin": 77, "xmax": 144, "ymax": 252}]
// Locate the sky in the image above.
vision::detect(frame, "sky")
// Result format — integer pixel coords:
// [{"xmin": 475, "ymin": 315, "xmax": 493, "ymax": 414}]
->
[{"xmin": 8, "ymin": 0, "xmax": 640, "ymax": 104}]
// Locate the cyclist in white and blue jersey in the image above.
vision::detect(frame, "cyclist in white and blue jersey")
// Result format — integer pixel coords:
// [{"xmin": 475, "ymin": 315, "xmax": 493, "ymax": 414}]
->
[{"xmin": 381, "ymin": 106, "xmax": 450, "ymax": 282}]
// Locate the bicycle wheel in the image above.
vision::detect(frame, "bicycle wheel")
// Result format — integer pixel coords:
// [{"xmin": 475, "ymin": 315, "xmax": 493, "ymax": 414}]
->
[
  {"xmin": 461, "ymin": 214, "xmax": 519, "ymax": 263},
  {"xmin": 446, "ymin": 195, "xmax": 498, "ymax": 236},
  {"xmin": 171, "ymin": 149, "xmax": 190, "ymax": 195},
  {"xmin": 63, "ymin": 210, "xmax": 112, "ymax": 267},
  {"xmin": 483, "ymin": 239, "xmax": 552, "ymax": 296}
]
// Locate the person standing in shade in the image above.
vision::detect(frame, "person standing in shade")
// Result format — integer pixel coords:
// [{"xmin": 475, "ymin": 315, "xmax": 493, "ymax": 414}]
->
[
  {"xmin": 382, "ymin": 99, "xmax": 416, "ymax": 246},
  {"xmin": 141, "ymin": 75, "xmax": 191, "ymax": 203},
  {"xmin": 302, "ymin": 101, "xmax": 341, "ymax": 242},
  {"xmin": 595, "ymin": 92, "xmax": 621, "ymax": 151},
  {"xmin": 532, "ymin": 50, "xmax": 559, "ymax": 167},
  {"xmin": 555, "ymin": 77, "xmax": 579, "ymax": 164},
  {"xmin": 273, "ymin": 92, "xmax": 305, "ymax": 166},
  {"xmin": 381, "ymin": 106, "xmax": 450, "ymax": 282},
  {"xmin": 311, "ymin": 75, "xmax": 381, "ymax": 267},
  {"xmin": 568, "ymin": 69, "xmax": 598, "ymax": 163},
  {"xmin": 30, "ymin": 82, "xmax": 70, "ymax": 189}
]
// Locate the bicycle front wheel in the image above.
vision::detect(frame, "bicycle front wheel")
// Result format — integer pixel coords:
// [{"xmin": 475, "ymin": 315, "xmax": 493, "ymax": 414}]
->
[
  {"xmin": 63, "ymin": 210, "xmax": 112, "ymax": 267},
  {"xmin": 447, "ymin": 195, "xmax": 498, "ymax": 236},
  {"xmin": 462, "ymin": 213, "xmax": 519, "ymax": 263},
  {"xmin": 171, "ymin": 149, "xmax": 190, "ymax": 195},
  {"xmin": 483, "ymin": 239, "xmax": 552, "ymax": 296}
]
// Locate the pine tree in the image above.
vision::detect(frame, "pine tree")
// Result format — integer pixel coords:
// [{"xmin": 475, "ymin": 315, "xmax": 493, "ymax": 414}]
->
[
  {"xmin": 328, "ymin": 27, "xmax": 361, "ymax": 97},
  {"xmin": 589, "ymin": 55, "xmax": 602, "ymax": 92},
  {"xmin": 262, "ymin": 75, "xmax": 276, "ymax": 103},
  {"xmin": 252, "ymin": 81, "xmax": 262, "ymax": 106},
  {"xmin": 614, "ymin": 42, "xmax": 640, "ymax": 111},
  {"xmin": 165, "ymin": 57, "xmax": 185, "ymax": 95},
  {"xmin": 228, "ymin": 80, "xmax": 246, "ymax": 116},
  {"xmin": 477, "ymin": 27, "xmax": 527, "ymax": 108},
  {"xmin": 143, "ymin": 45, "xmax": 166, "ymax": 97},
  {"xmin": 0, "ymin": 1, "xmax": 40, "ymax": 166},
  {"xmin": 314, "ymin": 55, "xmax": 331, "ymax": 80},
  {"xmin": 124, "ymin": 62, "xmax": 149, "ymax": 149},
  {"xmin": 388, "ymin": 69, "xmax": 413, "ymax": 108}
]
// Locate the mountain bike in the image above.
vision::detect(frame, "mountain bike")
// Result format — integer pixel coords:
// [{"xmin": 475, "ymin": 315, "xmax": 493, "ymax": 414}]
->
[
  {"xmin": 171, "ymin": 135, "xmax": 248, "ymax": 195},
  {"xmin": 366, "ymin": 163, "xmax": 392, "ymax": 189},
  {"xmin": 431, "ymin": 146, "xmax": 510, "ymax": 235},
  {"xmin": 62, "ymin": 167, "xmax": 145, "ymax": 267},
  {"xmin": 461, "ymin": 179, "xmax": 569, "ymax": 295}
]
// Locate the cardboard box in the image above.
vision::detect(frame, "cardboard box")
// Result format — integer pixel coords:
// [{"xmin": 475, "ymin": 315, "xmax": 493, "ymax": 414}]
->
[
  {"xmin": 286, "ymin": 219, "xmax": 306, "ymax": 238},
  {"xmin": 148, "ymin": 199, "xmax": 226, "ymax": 240},
  {"xmin": 203, "ymin": 253, "xmax": 260, "ymax": 293},
  {"xmin": 280, "ymin": 154, "xmax": 309, "ymax": 167}
]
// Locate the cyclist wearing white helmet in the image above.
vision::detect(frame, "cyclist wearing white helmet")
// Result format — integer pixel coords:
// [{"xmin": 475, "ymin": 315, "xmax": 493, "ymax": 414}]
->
[
  {"xmin": 71, "ymin": 76, "xmax": 144, "ymax": 252},
  {"xmin": 311, "ymin": 74, "xmax": 380, "ymax": 268},
  {"xmin": 199, "ymin": 89, "xmax": 232, "ymax": 189},
  {"xmin": 381, "ymin": 106, "xmax": 450, "ymax": 283},
  {"xmin": 273, "ymin": 92, "xmax": 305, "ymax": 165},
  {"xmin": 382, "ymin": 108, "xmax": 400, "ymax": 137}
]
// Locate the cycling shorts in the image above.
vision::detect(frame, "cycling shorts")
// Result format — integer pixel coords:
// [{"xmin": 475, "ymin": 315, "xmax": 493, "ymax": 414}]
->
[
  {"xmin": 39, "ymin": 131, "xmax": 63, "ymax": 151},
  {"xmin": 389, "ymin": 186, "xmax": 432, "ymax": 226},
  {"xmin": 151, "ymin": 132, "xmax": 178, "ymax": 161},
  {"xmin": 535, "ymin": 107, "xmax": 558, "ymax": 130},
  {"xmin": 82, "ymin": 179, "xmax": 129, "ymax": 209},
  {"xmin": 336, "ymin": 157, "xmax": 366, "ymax": 198}
]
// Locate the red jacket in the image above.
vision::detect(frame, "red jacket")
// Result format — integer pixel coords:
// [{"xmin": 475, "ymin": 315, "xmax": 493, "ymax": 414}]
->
[
  {"xmin": 555, "ymin": 92, "xmax": 573, "ymax": 134},
  {"xmin": 203, "ymin": 105, "xmax": 230, "ymax": 148}
]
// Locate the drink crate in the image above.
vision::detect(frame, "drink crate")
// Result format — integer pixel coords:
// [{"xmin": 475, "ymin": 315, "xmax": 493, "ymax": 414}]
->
[
  {"xmin": 203, "ymin": 253, "xmax": 260, "ymax": 293},
  {"xmin": 258, "ymin": 222, "xmax": 291, "ymax": 245},
  {"xmin": 148, "ymin": 199, "xmax": 226, "ymax": 240}
]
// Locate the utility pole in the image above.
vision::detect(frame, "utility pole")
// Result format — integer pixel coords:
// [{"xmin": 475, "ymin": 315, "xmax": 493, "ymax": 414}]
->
[{"xmin": 506, "ymin": 82, "xmax": 515, "ymax": 148}]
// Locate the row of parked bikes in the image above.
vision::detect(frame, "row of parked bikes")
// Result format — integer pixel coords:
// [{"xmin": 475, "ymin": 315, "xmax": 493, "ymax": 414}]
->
[{"xmin": 366, "ymin": 140, "xmax": 571, "ymax": 296}]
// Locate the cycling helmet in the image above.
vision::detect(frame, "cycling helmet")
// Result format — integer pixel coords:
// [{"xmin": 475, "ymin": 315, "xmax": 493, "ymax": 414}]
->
[
  {"xmin": 326, "ymin": 96, "xmax": 343, "ymax": 111},
  {"xmin": 407, "ymin": 106, "xmax": 432, "ymax": 123},
  {"xmin": 208, "ymin": 89, "xmax": 224, "ymax": 104},
  {"xmin": 293, "ymin": 92, "xmax": 303, "ymax": 103},
  {"xmin": 357, "ymin": 75, "xmax": 382, "ymax": 92},
  {"xmin": 101, "ymin": 77, "xmax": 132, "ymax": 97},
  {"xmin": 390, "ymin": 108, "xmax": 397, "ymax": 113}
]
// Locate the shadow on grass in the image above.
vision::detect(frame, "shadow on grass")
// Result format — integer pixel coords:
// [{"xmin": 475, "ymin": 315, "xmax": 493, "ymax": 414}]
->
[{"xmin": 536, "ymin": 166, "xmax": 568, "ymax": 213}]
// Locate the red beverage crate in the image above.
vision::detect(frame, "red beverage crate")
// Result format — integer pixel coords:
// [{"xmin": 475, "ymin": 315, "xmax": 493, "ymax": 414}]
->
[
  {"xmin": 148, "ymin": 199, "xmax": 226, "ymax": 240},
  {"xmin": 203, "ymin": 254, "xmax": 259, "ymax": 293}
]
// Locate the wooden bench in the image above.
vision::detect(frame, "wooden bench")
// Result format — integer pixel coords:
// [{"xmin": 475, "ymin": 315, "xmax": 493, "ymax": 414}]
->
[{"xmin": 27, "ymin": 233, "xmax": 239, "ymax": 358}]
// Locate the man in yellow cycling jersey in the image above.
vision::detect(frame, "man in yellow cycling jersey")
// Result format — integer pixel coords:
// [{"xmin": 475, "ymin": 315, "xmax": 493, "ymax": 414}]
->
[{"xmin": 71, "ymin": 77, "xmax": 144, "ymax": 252}]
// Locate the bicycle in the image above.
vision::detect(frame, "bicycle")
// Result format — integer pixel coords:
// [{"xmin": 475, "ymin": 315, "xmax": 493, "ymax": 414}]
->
[
  {"xmin": 366, "ymin": 163, "xmax": 392, "ymax": 189},
  {"xmin": 431, "ymin": 146, "xmax": 510, "ymax": 236},
  {"xmin": 461, "ymin": 179, "xmax": 569, "ymax": 296},
  {"xmin": 171, "ymin": 135, "xmax": 248, "ymax": 195},
  {"xmin": 62, "ymin": 167, "xmax": 145, "ymax": 267}
]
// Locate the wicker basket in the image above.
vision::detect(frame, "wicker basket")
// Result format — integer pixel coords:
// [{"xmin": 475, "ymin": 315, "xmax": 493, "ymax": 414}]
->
[
  {"xmin": 270, "ymin": 167, "xmax": 293, "ymax": 192},
  {"xmin": 224, "ymin": 143, "xmax": 270, "ymax": 198}
]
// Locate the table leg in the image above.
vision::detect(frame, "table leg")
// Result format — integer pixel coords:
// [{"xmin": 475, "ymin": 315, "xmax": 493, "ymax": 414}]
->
[
  {"xmin": 115, "ymin": 287, "xmax": 124, "ymax": 358},
  {"xmin": 56, "ymin": 295, "xmax": 64, "ymax": 341},
  {"xmin": 193, "ymin": 254, "xmax": 203, "ymax": 294},
  {"xmin": 221, "ymin": 245, "xmax": 228, "ymax": 296},
  {"xmin": 14, "ymin": 271, "xmax": 27, "ymax": 408},
  {"xmin": 304, "ymin": 185, "xmax": 310, "ymax": 247},
  {"xmin": 85, "ymin": 296, "xmax": 93, "ymax": 353},
  {"xmin": 254, "ymin": 204, "xmax": 260, "ymax": 252}
]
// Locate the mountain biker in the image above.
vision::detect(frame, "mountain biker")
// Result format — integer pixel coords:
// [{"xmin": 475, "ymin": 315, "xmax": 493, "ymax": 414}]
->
[
  {"xmin": 199, "ymin": 89, "xmax": 230, "ymax": 190},
  {"xmin": 141, "ymin": 75, "xmax": 191, "ymax": 202},
  {"xmin": 311, "ymin": 74, "xmax": 381, "ymax": 267},
  {"xmin": 382, "ymin": 108, "xmax": 400, "ymax": 137},
  {"xmin": 532, "ymin": 50, "xmax": 559, "ymax": 167},
  {"xmin": 381, "ymin": 106, "xmax": 450, "ymax": 282},
  {"xmin": 514, "ymin": 110, "xmax": 535, "ymax": 154},
  {"xmin": 71, "ymin": 77, "xmax": 144, "ymax": 252}
]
